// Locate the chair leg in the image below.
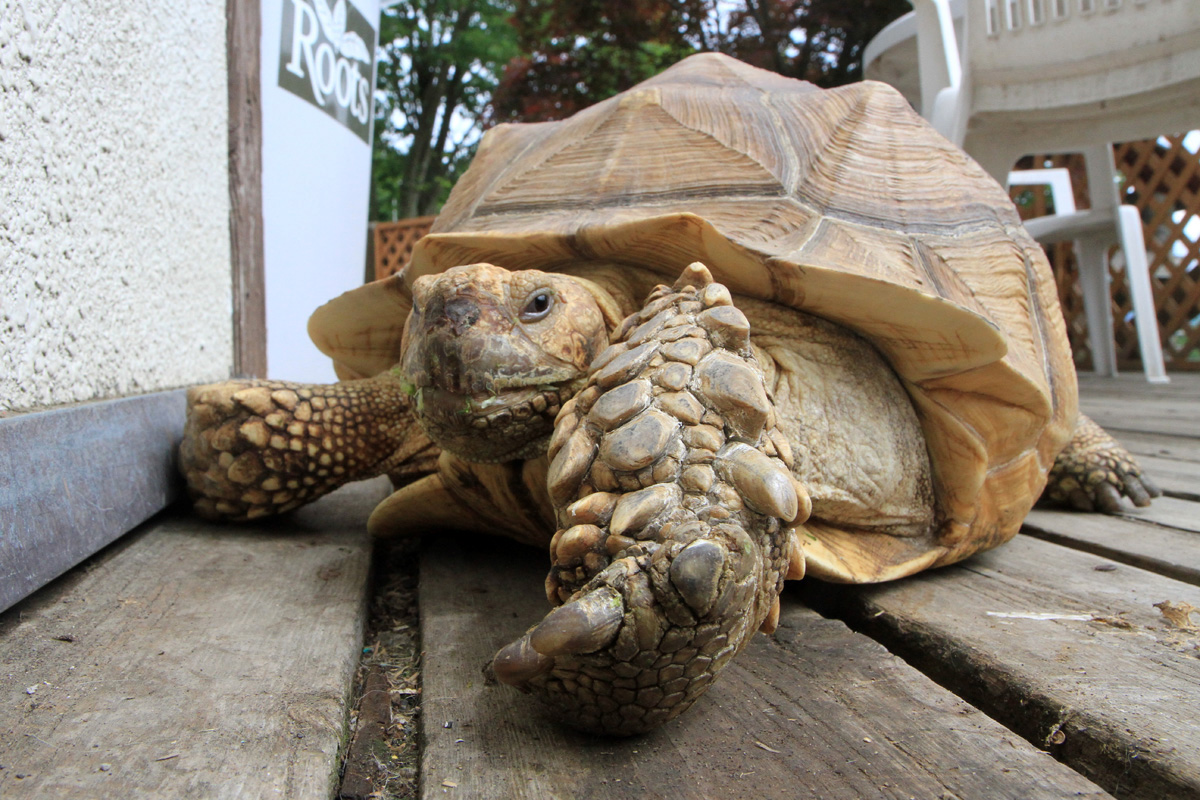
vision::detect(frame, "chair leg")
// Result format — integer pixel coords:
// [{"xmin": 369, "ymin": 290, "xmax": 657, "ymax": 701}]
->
[
  {"xmin": 1116, "ymin": 205, "xmax": 1170, "ymax": 383},
  {"xmin": 1075, "ymin": 234, "xmax": 1118, "ymax": 377},
  {"xmin": 967, "ymin": 142, "xmax": 1025, "ymax": 188}
]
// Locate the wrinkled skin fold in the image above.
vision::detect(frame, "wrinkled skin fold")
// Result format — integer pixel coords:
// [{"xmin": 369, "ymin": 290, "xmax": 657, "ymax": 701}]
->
[{"xmin": 490, "ymin": 263, "xmax": 810, "ymax": 735}]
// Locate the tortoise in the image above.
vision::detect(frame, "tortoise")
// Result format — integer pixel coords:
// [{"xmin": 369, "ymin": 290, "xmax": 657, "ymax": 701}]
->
[{"xmin": 180, "ymin": 53, "xmax": 1160, "ymax": 736}]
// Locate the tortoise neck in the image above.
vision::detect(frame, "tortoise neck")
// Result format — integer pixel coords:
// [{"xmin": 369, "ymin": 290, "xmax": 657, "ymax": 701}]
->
[{"xmin": 559, "ymin": 263, "xmax": 674, "ymax": 335}]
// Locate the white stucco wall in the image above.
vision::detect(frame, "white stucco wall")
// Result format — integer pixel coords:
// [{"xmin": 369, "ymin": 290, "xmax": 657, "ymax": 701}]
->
[{"xmin": 0, "ymin": 1, "xmax": 233, "ymax": 414}]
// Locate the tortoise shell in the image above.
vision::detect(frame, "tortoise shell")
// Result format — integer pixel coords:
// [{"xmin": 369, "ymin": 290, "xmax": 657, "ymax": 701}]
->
[{"xmin": 311, "ymin": 53, "xmax": 1077, "ymax": 581}]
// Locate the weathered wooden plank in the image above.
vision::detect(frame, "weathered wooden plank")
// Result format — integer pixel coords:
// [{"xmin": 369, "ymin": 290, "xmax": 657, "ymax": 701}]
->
[
  {"xmin": 809, "ymin": 535, "xmax": 1200, "ymax": 799},
  {"xmin": 420, "ymin": 534, "xmax": 1110, "ymax": 800},
  {"xmin": 1023, "ymin": 506, "xmax": 1200, "ymax": 586},
  {"xmin": 1078, "ymin": 382, "xmax": 1200, "ymax": 406},
  {"xmin": 1074, "ymin": 374, "xmax": 1200, "ymax": 469},
  {"xmin": 1105, "ymin": 429, "xmax": 1200, "ymax": 464},
  {"xmin": 1116, "ymin": 496, "xmax": 1200, "ymax": 533},
  {"xmin": 0, "ymin": 478, "xmax": 389, "ymax": 799},
  {"xmin": 1080, "ymin": 397, "xmax": 1200, "ymax": 439},
  {"xmin": 0, "ymin": 390, "xmax": 186, "ymax": 612},
  {"xmin": 1128, "ymin": 453, "xmax": 1200, "ymax": 501},
  {"xmin": 1077, "ymin": 373, "xmax": 1200, "ymax": 402},
  {"xmin": 227, "ymin": 0, "xmax": 266, "ymax": 378}
]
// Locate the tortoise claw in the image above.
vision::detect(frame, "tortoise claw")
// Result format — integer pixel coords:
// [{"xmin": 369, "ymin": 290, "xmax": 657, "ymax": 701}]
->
[
  {"xmin": 527, "ymin": 587, "xmax": 625, "ymax": 657},
  {"xmin": 1126, "ymin": 472, "xmax": 1161, "ymax": 507},
  {"xmin": 1095, "ymin": 482, "xmax": 1123, "ymax": 515},
  {"xmin": 1067, "ymin": 487, "xmax": 1094, "ymax": 512},
  {"xmin": 491, "ymin": 634, "xmax": 554, "ymax": 688},
  {"xmin": 1042, "ymin": 415, "xmax": 1160, "ymax": 515}
]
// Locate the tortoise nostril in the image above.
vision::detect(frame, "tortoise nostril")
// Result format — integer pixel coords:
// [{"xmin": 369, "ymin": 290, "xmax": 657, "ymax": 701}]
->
[{"xmin": 443, "ymin": 297, "xmax": 482, "ymax": 336}]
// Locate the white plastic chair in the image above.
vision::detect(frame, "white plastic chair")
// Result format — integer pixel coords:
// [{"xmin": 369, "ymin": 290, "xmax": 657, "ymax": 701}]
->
[
  {"xmin": 864, "ymin": 0, "xmax": 1190, "ymax": 382},
  {"xmin": 1007, "ymin": 169, "xmax": 1162, "ymax": 380}
]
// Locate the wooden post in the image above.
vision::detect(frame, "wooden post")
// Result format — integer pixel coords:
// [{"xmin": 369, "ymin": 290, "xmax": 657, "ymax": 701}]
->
[{"xmin": 227, "ymin": 0, "xmax": 267, "ymax": 378}]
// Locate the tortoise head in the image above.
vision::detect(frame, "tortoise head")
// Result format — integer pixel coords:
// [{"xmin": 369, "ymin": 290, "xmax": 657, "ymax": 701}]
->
[{"xmin": 399, "ymin": 263, "xmax": 616, "ymax": 463}]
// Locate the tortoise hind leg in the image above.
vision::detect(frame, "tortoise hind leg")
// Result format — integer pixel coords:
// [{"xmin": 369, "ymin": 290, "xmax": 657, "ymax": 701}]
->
[{"xmin": 1041, "ymin": 415, "xmax": 1161, "ymax": 513}]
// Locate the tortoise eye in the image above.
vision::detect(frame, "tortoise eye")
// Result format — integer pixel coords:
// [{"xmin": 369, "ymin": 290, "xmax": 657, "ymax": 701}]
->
[{"xmin": 520, "ymin": 290, "xmax": 554, "ymax": 322}]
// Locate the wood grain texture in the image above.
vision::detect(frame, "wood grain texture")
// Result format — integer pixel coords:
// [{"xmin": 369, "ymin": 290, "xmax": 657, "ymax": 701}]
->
[
  {"xmin": 227, "ymin": 0, "xmax": 266, "ymax": 378},
  {"xmin": 1079, "ymin": 397, "xmax": 1200, "ymax": 439},
  {"xmin": 1077, "ymin": 374, "xmax": 1200, "ymax": 401},
  {"xmin": 1123, "ymin": 453, "xmax": 1200, "ymax": 501},
  {"xmin": 0, "ymin": 478, "xmax": 389, "ymax": 799},
  {"xmin": 1024, "ymin": 506, "xmax": 1200, "ymax": 586},
  {"xmin": 1077, "ymin": 375, "xmax": 1200, "ymax": 407},
  {"xmin": 419, "ymin": 534, "xmax": 1110, "ymax": 800},
  {"xmin": 809, "ymin": 535, "xmax": 1200, "ymax": 799},
  {"xmin": 1078, "ymin": 375, "xmax": 1200, "ymax": 456},
  {"xmin": 1114, "ymin": 495, "xmax": 1200, "ymax": 533},
  {"xmin": 1104, "ymin": 429, "xmax": 1200, "ymax": 464},
  {"xmin": 0, "ymin": 390, "xmax": 186, "ymax": 612}
]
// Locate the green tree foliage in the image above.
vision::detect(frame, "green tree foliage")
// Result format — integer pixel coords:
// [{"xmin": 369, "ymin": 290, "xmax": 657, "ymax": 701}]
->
[
  {"xmin": 488, "ymin": 0, "xmax": 709, "ymax": 124},
  {"xmin": 371, "ymin": 1, "xmax": 910, "ymax": 219},
  {"xmin": 370, "ymin": 0, "xmax": 519, "ymax": 220},
  {"xmin": 489, "ymin": 0, "xmax": 910, "ymax": 123},
  {"xmin": 716, "ymin": 0, "xmax": 911, "ymax": 86}
]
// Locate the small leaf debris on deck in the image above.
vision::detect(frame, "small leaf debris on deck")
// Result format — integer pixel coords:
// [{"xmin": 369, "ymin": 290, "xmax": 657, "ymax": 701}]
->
[{"xmin": 1155, "ymin": 600, "xmax": 1199, "ymax": 630}]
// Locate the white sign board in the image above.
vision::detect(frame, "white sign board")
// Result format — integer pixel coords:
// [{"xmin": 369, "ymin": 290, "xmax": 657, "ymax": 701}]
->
[{"xmin": 260, "ymin": 0, "xmax": 380, "ymax": 383}]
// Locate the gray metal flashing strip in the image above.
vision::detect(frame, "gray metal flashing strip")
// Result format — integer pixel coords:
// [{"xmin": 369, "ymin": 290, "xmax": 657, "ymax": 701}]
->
[{"xmin": 0, "ymin": 389, "xmax": 187, "ymax": 611}]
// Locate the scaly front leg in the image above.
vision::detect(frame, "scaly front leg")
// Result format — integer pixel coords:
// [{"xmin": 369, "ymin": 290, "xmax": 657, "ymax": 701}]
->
[
  {"xmin": 180, "ymin": 372, "xmax": 437, "ymax": 521},
  {"xmin": 492, "ymin": 263, "xmax": 810, "ymax": 736}
]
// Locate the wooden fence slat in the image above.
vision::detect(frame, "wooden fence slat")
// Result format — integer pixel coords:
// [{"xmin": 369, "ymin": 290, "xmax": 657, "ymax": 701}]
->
[{"xmin": 227, "ymin": 0, "xmax": 266, "ymax": 379}]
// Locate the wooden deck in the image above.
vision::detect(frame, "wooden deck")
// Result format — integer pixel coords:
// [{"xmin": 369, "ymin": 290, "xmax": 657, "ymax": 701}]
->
[
  {"xmin": 422, "ymin": 374, "xmax": 1200, "ymax": 800},
  {"xmin": 1, "ymin": 374, "xmax": 1197, "ymax": 798},
  {"xmin": 0, "ymin": 479, "xmax": 390, "ymax": 798}
]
